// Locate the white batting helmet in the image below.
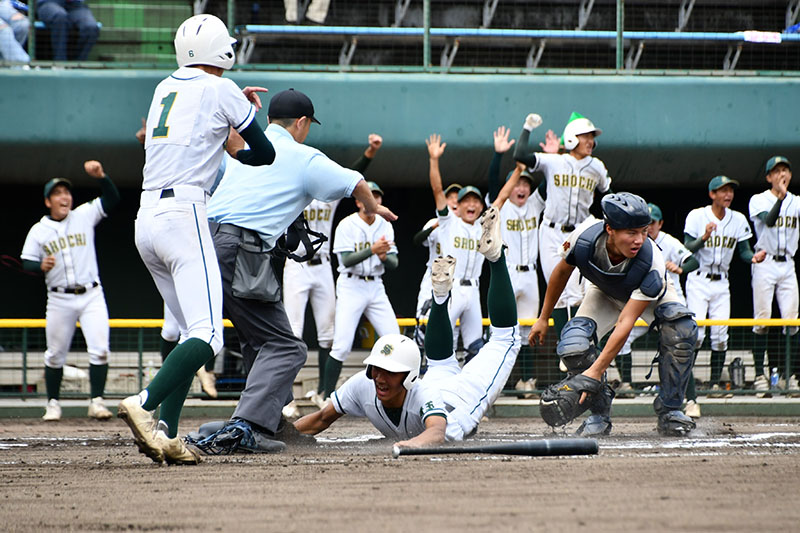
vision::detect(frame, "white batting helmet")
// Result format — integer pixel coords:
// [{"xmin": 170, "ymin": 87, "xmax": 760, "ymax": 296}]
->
[
  {"xmin": 363, "ymin": 334, "xmax": 421, "ymax": 390},
  {"xmin": 174, "ymin": 14, "xmax": 236, "ymax": 70},
  {"xmin": 563, "ymin": 117, "xmax": 602, "ymax": 151}
]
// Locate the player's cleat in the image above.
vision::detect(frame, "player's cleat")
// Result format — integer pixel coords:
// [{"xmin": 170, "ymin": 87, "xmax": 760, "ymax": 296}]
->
[
  {"xmin": 515, "ymin": 378, "xmax": 538, "ymax": 399},
  {"xmin": 684, "ymin": 399, "xmax": 701, "ymax": 419},
  {"xmin": 575, "ymin": 414, "xmax": 612, "ymax": 437},
  {"xmin": 431, "ymin": 255, "xmax": 456, "ymax": 298},
  {"xmin": 657, "ymin": 410, "xmax": 695, "ymax": 436},
  {"xmin": 42, "ymin": 398, "xmax": 61, "ymax": 421},
  {"xmin": 708, "ymin": 384, "xmax": 732, "ymax": 398},
  {"xmin": 88, "ymin": 397, "xmax": 113, "ymax": 420},
  {"xmin": 156, "ymin": 430, "xmax": 202, "ymax": 465},
  {"xmin": 615, "ymin": 381, "xmax": 634, "ymax": 399},
  {"xmin": 305, "ymin": 390, "xmax": 327, "ymax": 409},
  {"xmin": 281, "ymin": 400, "xmax": 301, "ymax": 419},
  {"xmin": 753, "ymin": 374, "xmax": 769, "ymax": 398},
  {"xmin": 477, "ymin": 206, "xmax": 503, "ymax": 262},
  {"xmin": 117, "ymin": 396, "xmax": 165, "ymax": 464},
  {"xmin": 196, "ymin": 367, "xmax": 217, "ymax": 398},
  {"xmin": 786, "ymin": 375, "xmax": 800, "ymax": 397}
]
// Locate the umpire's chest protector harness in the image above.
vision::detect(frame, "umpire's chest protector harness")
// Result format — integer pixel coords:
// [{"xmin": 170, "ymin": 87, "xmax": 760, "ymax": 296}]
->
[{"xmin": 570, "ymin": 222, "xmax": 663, "ymax": 302}]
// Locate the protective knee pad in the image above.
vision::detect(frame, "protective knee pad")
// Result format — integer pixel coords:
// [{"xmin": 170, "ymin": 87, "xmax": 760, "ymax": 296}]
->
[
  {"xmin": 556, "ymin": 317, "xmax": 598, "ymax": 374},
  {"xmin": 654, "ymin": 303, "xmax": 698, "ymax": 413}
]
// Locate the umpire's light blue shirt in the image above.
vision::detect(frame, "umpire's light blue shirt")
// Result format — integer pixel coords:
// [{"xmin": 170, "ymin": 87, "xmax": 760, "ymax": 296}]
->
[{"xmin": 208, "ymin": 124, "xmax": 363, "ymax": 250}]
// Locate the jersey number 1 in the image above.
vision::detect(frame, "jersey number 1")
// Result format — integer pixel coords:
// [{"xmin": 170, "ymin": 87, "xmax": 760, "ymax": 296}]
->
[{"xmin": 152, "ymin": 92, "xmax": 177, "ymax": 139}]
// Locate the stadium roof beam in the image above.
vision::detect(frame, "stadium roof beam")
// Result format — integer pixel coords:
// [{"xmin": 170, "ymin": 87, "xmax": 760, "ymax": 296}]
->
[
  {"xmin": 481, "ymin": 0, "xmax": 500, "ymax": 29},
  {"xmin": 339, "ymin": 36, "xmax": 358, "ymax": 67},
  {"xmin": 723, "ymin": 43, "xmax": 742, "ymax": 71},
  {"xmin": 440, "ymin": 38, "xmax": 459, "ymax": 70},
  {"xmin": 577, "ymin": 0, "xmax": 595, "ymax": 31},
  {"xmin": 788, "ymin": 0, "xmax": 800, "ymax": 29},
  {"xmin": 676, "ymin": 0, "xmax": 696, "ymax": 32},
  {"xmin": 393, "ymin": 0, "xmax": 412, "ymax": 28},
  {"xmin": 526, "ymin": 39, "xmax": 546, "ymax": 69},
  {"xmin": 625, "ymin": 40, "xmax": 644, "ymax": 70}
]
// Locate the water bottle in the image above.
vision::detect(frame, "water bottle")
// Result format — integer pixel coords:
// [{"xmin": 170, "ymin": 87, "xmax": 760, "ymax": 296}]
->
[
  {"xmin": 143, "ymin": 359, "xmax": 157, "ymax": 386},
  {"xmin": 770, "ymin": 367, "xmax": 779, "ymax": 390}
]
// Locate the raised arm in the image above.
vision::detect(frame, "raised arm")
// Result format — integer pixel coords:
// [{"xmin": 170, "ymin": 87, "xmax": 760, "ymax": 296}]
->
[
  {"xmin": 487, "ymin": 126, "xmax": 516, "ymax": 203},
  {"xmin": 351, "ymin": 133, "xmax": 383, "ymax": 173},
  {"xmin": 226, "ymin": 120, "xmax": 276, "ymax": 166},
  {"xmin": 513, "ymin": 113, "xmax": 542, "ymax": 167},
  {"xmin": 84, "ymin": 160, "xmax": 121, "ymax": 214},
  {"xmin": 426, "ymin": 134, "xmax": 448, "ymax": 212},
  {"xmin": 492, "ymin": 162, "xmax": 526, "ymax": 209}
]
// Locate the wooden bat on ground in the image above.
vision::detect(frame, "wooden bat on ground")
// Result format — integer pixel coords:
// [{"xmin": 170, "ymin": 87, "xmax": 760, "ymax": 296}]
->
[{"xmin": 392, "ymin": 438, "xmax": 598, "ymax": 458}]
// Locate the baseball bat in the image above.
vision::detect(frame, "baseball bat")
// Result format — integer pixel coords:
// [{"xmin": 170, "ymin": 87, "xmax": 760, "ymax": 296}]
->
[{"xmin": 391, "ymin": 438, "xmax": 598, "ymax": 459}]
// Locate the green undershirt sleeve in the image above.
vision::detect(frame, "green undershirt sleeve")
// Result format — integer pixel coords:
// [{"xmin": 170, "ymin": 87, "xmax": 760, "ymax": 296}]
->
[
  {"xmin": 413, "ymin": 225, "xmax": 436, "ymax": 246},
  {"xmin": 737, "ymin": 240, "xmax": 755, "ymax": 263},
  {"xmin": 383, "ymin": 253, "xmax": 399, "ymax": 270},
  {"xmin": 22, "ymin": 259, "xmax": 42, "ymax": 272},
  {"xmin": 512, "ymin": 128, "xmax": 538, "ymax": 168},
  {"xmin": 99, "ymin": 175, "xmax": 120, "ymax": 214},
  {"xmin": 684, "ymin": 233, "xmax": 705, "ymax": 253},
  {"xmin": 341, "ymin": 247, "xmax": 373, "ymax": 268}
]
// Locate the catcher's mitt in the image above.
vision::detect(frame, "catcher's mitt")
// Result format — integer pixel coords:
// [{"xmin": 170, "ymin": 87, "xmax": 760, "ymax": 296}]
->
[{"xmin": 540, "ymin": 374, "xmax": 603, "ymax": 428}]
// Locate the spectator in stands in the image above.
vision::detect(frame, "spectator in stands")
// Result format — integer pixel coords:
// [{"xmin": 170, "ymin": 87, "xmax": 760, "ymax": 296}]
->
[
  {"xmin": 37, "ymin": 0, "xmax": 98, "ymax": 61},
  {"xmin": 0, "ymin": 0, "xmax": 29, "ymax": 62},
  {"xmin": 284, "ymin": 0, "xmax": 330, "ymax": 24}
]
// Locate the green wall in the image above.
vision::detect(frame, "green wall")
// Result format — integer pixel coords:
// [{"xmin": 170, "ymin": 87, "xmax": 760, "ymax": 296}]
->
[{"xmin": 0, "ymin": 70, "xmax": 798, "ymax": 188}]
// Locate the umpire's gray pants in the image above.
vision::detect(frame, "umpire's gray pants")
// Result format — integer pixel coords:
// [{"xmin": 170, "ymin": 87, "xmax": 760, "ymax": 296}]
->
[{"xmin": 212, "ymin": 223, "xmax": 307, "ymax": 434}]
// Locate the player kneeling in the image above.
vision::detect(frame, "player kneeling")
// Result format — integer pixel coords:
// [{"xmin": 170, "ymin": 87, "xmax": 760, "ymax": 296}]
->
[
  {"xmin": 293, "ymin": 206, "xmax": 521, "ymax": 448},
  {"xmin": 531, "ymin": 193, "xmax": 698, "ymax": 437}
]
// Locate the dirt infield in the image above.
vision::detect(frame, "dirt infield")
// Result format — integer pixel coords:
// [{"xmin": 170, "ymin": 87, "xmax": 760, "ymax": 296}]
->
[{"xmin": 2, "ymin": 416, "xmax": 799, "ymax": 532}]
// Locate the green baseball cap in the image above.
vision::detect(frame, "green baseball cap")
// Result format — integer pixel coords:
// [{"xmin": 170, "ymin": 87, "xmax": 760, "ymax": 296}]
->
[
  {"xmin": 765, "ymin": 156, "xmax": 791, "ymax": 174},
  {"xmin": 708, "ymin": 175, "xmax": 739, "ymax": 192},
  {"xmin": 457, "ymin": 185, "xmax": 482, "ymax": 202},
  {"xmin": 367, "ymin": 181, "xmax": 384, "ymax": 196},
  {"xmin": 444, "ymin": 183, "xmax": 462, "ymax": 196},
  {"xmin": 647, "ymin": 203, "xmax": 662, "ymax": 222},
  {"xmin": 44, "ymin": 178, "xmax": 72, "ymax": 199}
]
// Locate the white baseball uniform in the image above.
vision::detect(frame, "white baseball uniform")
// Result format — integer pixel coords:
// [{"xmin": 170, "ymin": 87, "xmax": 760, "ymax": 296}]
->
[
  {"xmin": 21, "ymin": 199, "xmax": 110, "ymax": 369},
  {"xmin": 436, "ymin": 208, "xmax": 485, "ymax": 350},
  {"xmin": 684, "ymin": 206, "xmax": 753, "ymax": 351},
  {"xmin": 331, "ymin": 325, "xmax": 520, "ymax": 441},
  {"xmin": 749, "ymin": 190, "xmax": 800, "ymax": 335},
  {"xmin": 414, "ymin": 218, "xmax": 441, "ymax": 317},
  {"xmin": 282, "ymin": 199, "xmax": 340, "ymax": 348},
  {"xmin": 500, "ymin": 191, "xmax": 544, "ymax": 343},
  {"xmin": 137, "ymin": 66, "xmax": 256, "ymax": 355},
  {"xmin": 528, "ymin": 153, "xmax": 611, "ymax": 309},
  {"xmin": 329, "ymin": 212, "xmax": 400, "ymax": 363}
]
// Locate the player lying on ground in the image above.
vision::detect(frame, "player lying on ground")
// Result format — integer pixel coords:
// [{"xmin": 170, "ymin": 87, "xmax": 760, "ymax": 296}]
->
[
  {"xmin": 530, "ymin": 192, "xmax": 699, "ymax": 437},
  {"xmin": 292, "ymin": 203, "xmax": 522, "ymax": 448}
]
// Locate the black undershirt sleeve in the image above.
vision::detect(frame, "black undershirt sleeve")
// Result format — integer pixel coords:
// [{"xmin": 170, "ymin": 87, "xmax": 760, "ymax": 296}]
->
[{"xmin": 235, "ymin": 119, "xmax": 276, "ymax": 166}]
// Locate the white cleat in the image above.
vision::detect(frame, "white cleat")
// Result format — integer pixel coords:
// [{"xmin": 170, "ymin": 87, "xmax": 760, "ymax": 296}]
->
[
  {"xmin": 684, "ymin": 399, "xmax": 701, "ymax": 419},
  {"xmin": 477, "ymin": 206, "xmax": 503, "ymax": 262},
  {"xmin": 155, "ymin": 431, "xmax": 201, "ymax": 465},
  {"xmin": 117, "ymin": 395, "xmax": 164, "ymax": 464},
  {"xmin": 305, "ymin": 390, "xmax": 327, "ymax": 409},
  {"xmin": 88, "ymin": 397, "xmax": 113, "ymax": 420},
  {"xmin": 753, "ymin": 374, "xmax": 769, "ymax": 398},
  {"xmin": 196, "ymin": 367, "xmax": 218, "ymax": 398},
  {"xmin": 431, "ymin": 255, "xmax": 456, "ymax": 298},
  {"xmin": 42, "ymin": 398, "xmax": 61, "ymax": 421},
  {"xmin": 281, "ymin": 400, "xmax": 301, "ymax": 419}
]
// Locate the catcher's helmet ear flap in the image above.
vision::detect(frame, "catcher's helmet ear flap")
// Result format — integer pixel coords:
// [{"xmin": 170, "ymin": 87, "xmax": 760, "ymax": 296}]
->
[
  {"xmin": 363, "ymin": 334, "xmax": 421, "ymax": 390},
  {"xmin": 601, "ymin": 192, "xmax": 651, "ymax": 229},
  {"xmin": 563, "ymin": 117, "xmax": 602, "ymax": 151},
  {"xmin": 174, "ymin": 14, "xmax": 237, "ymax": 70}
]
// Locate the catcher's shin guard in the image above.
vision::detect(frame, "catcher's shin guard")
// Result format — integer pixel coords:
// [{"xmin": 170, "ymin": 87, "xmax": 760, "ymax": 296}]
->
[
  {"xmin": 556, "ymin": 317, "xmax": 599, "ymax": 374},
  {"xmin": 653, "ymin": 302, "xmax": 698, "ymax": 415}
]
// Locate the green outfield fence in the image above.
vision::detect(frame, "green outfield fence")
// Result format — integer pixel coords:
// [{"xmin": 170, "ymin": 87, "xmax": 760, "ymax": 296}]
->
[{"xmin": 1, "ymin": 318, "xmax": 798, "ymax": 400}]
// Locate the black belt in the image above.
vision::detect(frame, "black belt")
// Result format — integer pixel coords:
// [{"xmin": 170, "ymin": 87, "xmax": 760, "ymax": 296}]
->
[
  {"xmin": 704, "ymin": 273, "xmax": 724, "ymax": 281},
  {"xmin": 309, "ymin": 257, "xmax": 322, "ymax": 265},
  {"xmin": 51, "ymin": 281, "xmax": 98, "ymax": 294},
  {"xmin": 547, "ymin": 221, "xmax": 575, "ymax": 232},
  {"xmin": 459, "ymin": 279, "xmax": 477, "ymax": 286},
  {"xmin": 514, "ymin": 265, "xmax": 535, "ymax": 272},
  {"xmin": 347, "ymin": 273, "xmax": 376, "ymax": 281},
  {"xmin": 160, "ymin": 188, "xmax": 174, "ymax": 198},
  {"xmin": 772, "ymin": 255, "xmax": 788, "ymax": 262}
]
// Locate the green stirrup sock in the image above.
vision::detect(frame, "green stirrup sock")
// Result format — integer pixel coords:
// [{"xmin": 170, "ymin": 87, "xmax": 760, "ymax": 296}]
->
[
  {"xmin": 487, "ymin": 253, "xmax": 517, "ymax": 328},
  {"xmin": 552, "ymin": 308, "xmax": 569, "ymax": 341},
  {"xmin": 142, "ymin": 338, "xmax": 213, "ymax": 411},
  {"xmin": 160, "ymin": 338, "xmax": 178, "ymax": 363},
  {"xmin": 752, "ymin": 332, "xmax": 767, "ymax": 377},
  {"xmin": 685, "ymin": 373, "xmax": 697, "ymax": 401},
  {"xmin": 158, "ymin": 375, "xmax": 194, "ymax": 439},
  {"xmin": 616, "ymin": 352, "xmax": 632, "ymax": 383},
  {"xmin": 323, "ymin": 358, "xmax": 343, "ymax": 399},
  {"xmin": 317, "ymin": 347, "xmax": 331, "ymax": 394},
  {"xmin": 519, "ymin": 344, "xmax": 534, "ymax": 381},
  {"xmin": 710, "ymin": 350, "xmax": 726, "ymax": 385},
  {"xmin": 425, "ymin": 296, "xmax": 453, "ymax": 361},
  {"xmin": 89, "ymin": 363, "xmax": 108, "ymax": 398},
  {"xmin": 44, "ymin": 366, "xmax": 63, "ymax": 401}
]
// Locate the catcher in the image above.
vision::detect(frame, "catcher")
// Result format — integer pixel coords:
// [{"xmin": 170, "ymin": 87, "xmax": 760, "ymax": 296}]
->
[{"xmin": 530, "ymin": 192, "xmax": 697, "ymax": 437}]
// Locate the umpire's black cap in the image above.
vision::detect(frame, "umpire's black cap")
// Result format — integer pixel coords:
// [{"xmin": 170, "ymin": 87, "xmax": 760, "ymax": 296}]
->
[{"xmin": 268, "ymin": 88, "xmax": 321, "ymax": 124}]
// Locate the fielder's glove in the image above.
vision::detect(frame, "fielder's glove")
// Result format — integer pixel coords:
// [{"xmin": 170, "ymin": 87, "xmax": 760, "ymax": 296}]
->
[
  {"xmin": 539, "ymin": 374, "xmax": 602, "ymax": 428},
  {"xmin": 523, "ymin": 113, "xmax": 543, "ymax": 132}
]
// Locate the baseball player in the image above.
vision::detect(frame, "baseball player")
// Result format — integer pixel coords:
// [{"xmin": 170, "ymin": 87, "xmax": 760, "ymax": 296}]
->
[
  {"xmin": 293, "ymin": 208, "xmax": 521, "ymax": 448},
  {"xmin": 488, "ymin": 126, "xmax": 545, "ymax": 395},
  {"xmin": 530, "ymin": 193, "xmax": 698, "ymax": 437},
  {"xmin": 514, "ymin": 112, "xmax": 612, "ymax": 339},
  {"xmin": 684, "ymin": 176, "xmax": 765, "ymax": 394},
  {"xmin": 320, "ymin": 181, "xmax": 400, "ymax": 398},
  {"xmin": 21, "ymin": 160, "xmax": 119, "ymax": 421},
  {"xmin": 749, "ymin": 156, "xmax": 799, "ymax": 393},
  {"xmin": 426, "ymin": 134, "xmax": 486, "ymax": 360},
  {"xmin": 117, "ymin": 14, "xmax": 276, "ymax": 465},
  {"xmin": 282, "ymin": 134, "xmax": 383, "ymax": 413}
]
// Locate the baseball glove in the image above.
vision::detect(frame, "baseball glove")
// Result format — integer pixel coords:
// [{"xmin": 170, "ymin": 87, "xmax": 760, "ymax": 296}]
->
[{"xmin": 540, "ymin": 374, "xmax": 603, "ymax": 428}]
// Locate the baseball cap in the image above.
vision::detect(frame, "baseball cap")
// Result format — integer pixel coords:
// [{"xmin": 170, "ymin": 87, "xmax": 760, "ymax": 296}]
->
[
  {"xmin": 444, "ymin": 183, "xmax": 462, "ymax": 196},
  {"xmin": 44, "ymin": 178, "xmax": 72, "ymax": 199},
  {"xmin": 708, "ymin": 175, "xmax": 739, "ymax": 192},
  {"xmin": 267, "ymin": 88, "xmax": 321, "ymax": 124},
  {"xmin": 367, "ymin": 181, "xmax": 384, "ymax": 196},
  {"xmin": 765, "ymin": 156, "xmax": 791, "ymax": 174},
  {"xmin": 647, "ymin": 203, "xmax": 663, "ymax": 222},
  {"xmin": 457, "ymin": 185, "xmax": 482, "ymax": 202}
]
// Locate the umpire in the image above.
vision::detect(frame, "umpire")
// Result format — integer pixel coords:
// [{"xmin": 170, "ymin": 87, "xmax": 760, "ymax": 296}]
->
[{"xmin": 203, "ymin": 89, "xmax": 397, "ymax": 452}]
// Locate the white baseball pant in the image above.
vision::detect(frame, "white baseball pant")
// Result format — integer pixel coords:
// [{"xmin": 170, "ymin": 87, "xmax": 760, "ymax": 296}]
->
[
  {"xmin": 44, "ymin": 286, "xmax": 110, "ymax": 368},
  {"xmin": 751, "ymin": 258, "xmax": 799, "ymax": 335},
  {"xmin": 283, "ymin": 256, "xmax": 336, "ymax": 348},
  {"xmin": 539, "ymin": 224, "xmax": 585, "ymax": 308},
  {"xmin": 685, "ymin": 271, "xmax": 730, "ymax": 351}
]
